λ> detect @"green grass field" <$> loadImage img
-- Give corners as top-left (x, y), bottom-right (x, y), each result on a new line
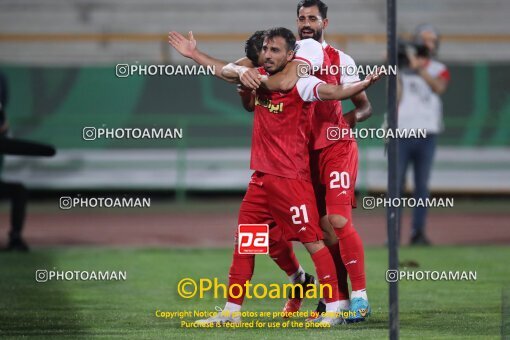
top-left (0, 246), bottom-right (508, 339)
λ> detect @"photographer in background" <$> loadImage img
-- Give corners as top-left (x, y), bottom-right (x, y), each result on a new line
top-left (397, 24), bottom-right (450, 245)
top-left (0, 70), bottom-right (29, 252)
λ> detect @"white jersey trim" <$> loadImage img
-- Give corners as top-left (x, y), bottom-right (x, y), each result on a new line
top-left (296, 76), bottom-right (325, 102)
top-left (295, 39), bottom-right (324, 69)
top-left (322, 40), bottom-right (360, 84)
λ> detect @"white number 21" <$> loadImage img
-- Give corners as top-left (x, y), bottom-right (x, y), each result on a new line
top-left (290, 204), bottom-right (309, 225)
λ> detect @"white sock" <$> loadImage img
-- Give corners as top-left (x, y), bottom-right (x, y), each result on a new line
top-left (325, 300), bottom-right (340, 313)
top-left (224, 302), bottom-right (242, 313)
top-left (338, 299), bottom-right (350, 310)
top-left (289, 266), bottom-right (305, 284)
top-left (351, 289), bottom-right (368, 300)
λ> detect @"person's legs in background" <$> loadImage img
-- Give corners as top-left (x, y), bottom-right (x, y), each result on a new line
top-left (0, 181), bottom-right (29, 251)
top-left (410, 134), bottom-right (437, 245)
top-left (396, 138), bottom-right (413, 245)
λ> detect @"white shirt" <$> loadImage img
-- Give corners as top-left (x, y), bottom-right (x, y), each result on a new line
top-left (398, 59), bottom-right (450, 134)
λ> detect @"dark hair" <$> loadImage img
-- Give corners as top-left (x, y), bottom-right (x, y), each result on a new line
top-left (264, 27), bottom-right (296, 52)
top-left (244, 30), bottom-right (266, 66)
top-left (297, 0), bottom-right (328, 19)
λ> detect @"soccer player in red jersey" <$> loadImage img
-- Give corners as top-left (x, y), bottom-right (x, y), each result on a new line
top-left (169, 27), bottom-right (381, 326)
top-left (169, 29), bottom-right (320, 314)
top-left (231, 0), bottom-right (374, 322)
top-left (295, 0), bottom-right (373, 322)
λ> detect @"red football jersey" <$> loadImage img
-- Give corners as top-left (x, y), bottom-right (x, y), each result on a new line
top-left (250, 67), bottom-right (323, 181)
top-left (295, 40), bottom-right (353, 150)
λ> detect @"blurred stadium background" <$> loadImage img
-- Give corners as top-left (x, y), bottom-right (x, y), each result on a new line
top-left (0, 0), bottom-right (509, 244)
top-left (1, 1), bottom-right (510, 338)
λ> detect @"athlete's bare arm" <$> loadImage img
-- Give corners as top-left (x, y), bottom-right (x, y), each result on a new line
top-left (343, 91), bottom-right (372, 128)
top-left (168, 31), bottom-right (231, 81)
top-left (169, 31), bottom-right (256, 84)
top-left (315, 71), bottom-right (383, 101)
top-left (221, 63), bottom-right (262, 90)
top-left (168, 31), bottom-right (259, 111)
top-left (260, 61), bottom-right (302, 92)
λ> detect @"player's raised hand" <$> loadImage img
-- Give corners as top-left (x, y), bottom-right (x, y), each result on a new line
top-left (365, 66), bottom-right (386, 85)
top-left (239, 67), bottom-right (262, 90)
top-left (168, 31), bottom-right (197, 59)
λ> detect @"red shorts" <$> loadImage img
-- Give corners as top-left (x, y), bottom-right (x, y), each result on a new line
top-left (310, 140), bottom-right (358, 217)
top-left (237, 172), bottom-right (322, 243)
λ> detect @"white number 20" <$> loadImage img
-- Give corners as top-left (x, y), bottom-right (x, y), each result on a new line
top-left (330, 171), bottom-right (350, 189)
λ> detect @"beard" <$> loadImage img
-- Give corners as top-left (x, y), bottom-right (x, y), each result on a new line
top-left (299, 27), bottom-right (322, 42)
top-left (264, 61), bottom-right (286, 75)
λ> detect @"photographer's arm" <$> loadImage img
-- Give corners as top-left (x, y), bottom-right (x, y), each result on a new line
top-left (417, 67), bottom-right (448, 95)
top-left (407, 52), bottom-right (449, 95)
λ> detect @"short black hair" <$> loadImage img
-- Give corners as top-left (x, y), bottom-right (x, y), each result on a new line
top-left (264, 27), bottom-right (296, 52)
top-left (244, 30), bottom-right (266, 66)
top-left (297, 0), bottom-right (328, 19)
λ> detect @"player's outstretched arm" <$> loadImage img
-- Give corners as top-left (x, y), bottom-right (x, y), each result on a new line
top-left (168, 31), bottom-right (237, 82)
top-left (221, 63), bottom-right (262, 90)
top-left (318, 69), bottom-right (384, 101)
top-left (260, 61), bottom-right (302, 92)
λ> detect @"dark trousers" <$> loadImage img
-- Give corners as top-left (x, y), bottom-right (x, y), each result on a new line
top-left (0, 181), bottom-right (27, 240)
top-left (397, 135), bottom-right (437, 238)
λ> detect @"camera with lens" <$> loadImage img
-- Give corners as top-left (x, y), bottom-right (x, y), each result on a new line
top-left (398, 40), bottom-right (430, 68)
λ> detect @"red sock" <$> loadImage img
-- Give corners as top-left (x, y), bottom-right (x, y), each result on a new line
top-left (227, 250), bottom-right (255, 305)
top-left (336, 221), bottom-right (366, 291)
top-left (327, 242), bottom-right (350, 300)
top-left (269, 236), bottom-right (300, 277)
top-left (310, 247), bottom-right (339, 303)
